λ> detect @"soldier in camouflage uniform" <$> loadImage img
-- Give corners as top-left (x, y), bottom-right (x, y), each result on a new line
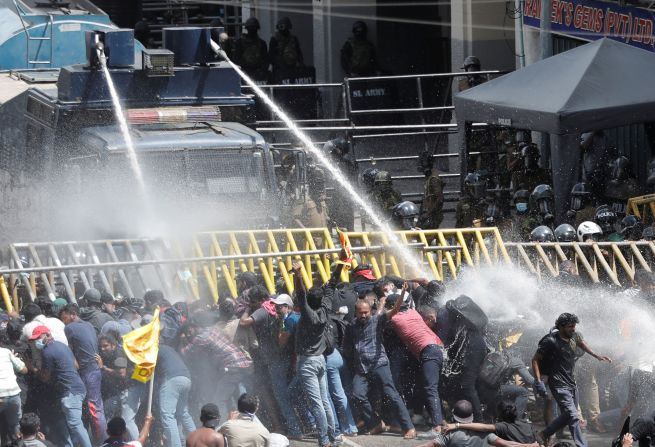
top-left (269, 17), bottom-right (304, 77)
top-left (604, 156), bottom-right (640, 217)
top-left (520, 184), bottom-right (555, 240)
top-left (372, 171), bottom-right (402, 219)
top-left (234, 17), bottom-right (269, 82)
top-left (340, 21), bottom-right (378, 77)
top-left (455, 173), bottom-right (487, 228)
top-left (505, 189), bottom-right (530, 240)
top-left (511, 143), bottom-right (551, 193)
top-left (417, 150), bottom-right (445, 229)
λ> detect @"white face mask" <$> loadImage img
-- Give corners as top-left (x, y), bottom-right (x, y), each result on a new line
top-left (384, 287), bottom-right (397, 298)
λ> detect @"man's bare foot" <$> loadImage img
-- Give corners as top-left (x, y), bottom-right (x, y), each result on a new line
top-left (404, 428), bottom-right (417, 440)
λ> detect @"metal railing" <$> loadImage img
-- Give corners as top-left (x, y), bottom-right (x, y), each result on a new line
top-left (627, 193), bottom-right (655, 224)
top-left (1, 227), bottom-right (510, 306)
top-left (505, 241), bottom-right (655, 287)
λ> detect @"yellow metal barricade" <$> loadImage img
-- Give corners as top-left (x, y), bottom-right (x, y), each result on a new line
top-left (505, 241), bottom-right (655, 287)
top-left (627, 193), bottom-right (655, 224)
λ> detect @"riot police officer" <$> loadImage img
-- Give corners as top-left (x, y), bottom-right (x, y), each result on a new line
top-left (455, 172), bottom-right (487, 228)
top-left (325, 138), bottom-right (358, 230)
top-left (554, 224), bottom-right (577, 243)
top-left (530, 225), bottom-right (555, 242)
top-left (510, 143), bottom-right (550, 193)
top-left (391, 201), bottom-right (420, 231)
top-left (417, 150), bottom-right (444, 229)
top-left (594, 205), bottom-right (620, 240)
top-left (360, 167), bottom-right (379, 197)
top-left (620, 215), bottom-right (644, 241)
top-left (234, 17), bottom-right (269, 82)
top-left (269, 17), bottom-right (304, 77)
top-left (604, 156), bottom-right (640, 217)
top-left (372, 171), bottom-right (402, 218)
top-left (340, 21), bottom-right (378, 77)
top-left (521, 184), bottom-right (555, 240)
top-left (568, 182), bottom-right (596, 228)
top-left (505, 189), bottom-right (530, 240)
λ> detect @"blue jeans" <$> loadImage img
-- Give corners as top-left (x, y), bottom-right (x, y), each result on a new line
top-left (325, 350), bottom-right (357, 435)
top-left (297, 355), bottom-right (336, 446)
top-left (213, 367), bottom-right (253, 424)
top-left (60, 392), bottom-right (92, 447)
top-left (544, 386), bottom-right (587, 447)
top-left (268, 359), bottom-right (303, 436)
top-left (159, 375), bottom-right (196, 447)
top-left (0, 394), bottom-right (22, 438)
top-left (352, 364), bottom-right (414, 432)
top-left (81, 368), bottom-right (107, 442)
top-left (122, 383), bottom-right (146, 440)
top-left (419, 344), bottom-right (444, 426)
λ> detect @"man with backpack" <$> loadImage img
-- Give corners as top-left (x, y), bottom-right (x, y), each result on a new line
top-left (531, 313), bottom-right (611, 447)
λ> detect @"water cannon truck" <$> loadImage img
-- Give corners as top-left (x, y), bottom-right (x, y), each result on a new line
top-left (0, 21), bottom-right (282, 243)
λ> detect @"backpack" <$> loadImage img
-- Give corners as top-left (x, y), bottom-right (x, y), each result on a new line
top-left (478, 350), bottom-right (511, 388)
top-left (323, 314), bottom-right (350, 356)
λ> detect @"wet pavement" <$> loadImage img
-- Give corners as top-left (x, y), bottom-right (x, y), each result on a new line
top-left (289, 427), bottom-right (615, 447)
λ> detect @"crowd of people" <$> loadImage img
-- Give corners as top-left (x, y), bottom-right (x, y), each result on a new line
top-left (0, 248), bottom-right (654, 447)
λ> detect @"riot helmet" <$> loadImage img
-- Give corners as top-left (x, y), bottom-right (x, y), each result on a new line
top-left (374, 170), bottom-right (392, 185)
top-left (324, 138), bottom-right (349, 157)
top-left (530, 184), bottom-right (554, 223)
top-left (577, 221), bottom-right (602, 242)
top-left (484, 202), bottom-right (501, 226)
top-left (610, 156), bottom-right (631, 181)
top-left (513, 189), bottom-right (530, 214)
top-left (554, 224), bottom-right (576, 243)
top-left (392, 201), bottom-right (420, 230)
top-left (461, 55), bottom-right (481, 71)
top-left (594, 205), bottom-right (617, 235)
top-left (352, 21), bottom-right (368, 38)
top-left (521, 144), bottom-right (540, 171)
top-left (642, 226), bottom-right (655, 241)
top-left (360, 168), bottom-right (379, 191)
top-left (244, 17), bottom-right (260, 34)
top-left (570, 182), bottom-right (592, 211)
top-left (464, 172), bottom-right (486, 200)
top-left (417, 149), bottom-right (434, 175)
top-left (620, 215), bottom-right (643, 241)
top-left (530, 225), bottom-right (555, 243)
top-left (276, 17), bottom-right (292, 34)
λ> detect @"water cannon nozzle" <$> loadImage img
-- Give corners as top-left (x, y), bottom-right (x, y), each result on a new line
top-left (210, 39), bottom-right (228, 60)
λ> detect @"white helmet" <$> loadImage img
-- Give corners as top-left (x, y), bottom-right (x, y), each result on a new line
top-left (577, 221), bottom-right (602, 242)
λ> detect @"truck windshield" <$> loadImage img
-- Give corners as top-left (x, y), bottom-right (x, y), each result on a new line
top-left (109, 147), bottom-right (268, 199)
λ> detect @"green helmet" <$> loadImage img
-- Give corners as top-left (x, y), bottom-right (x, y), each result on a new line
top-left (374, 171), bottom-right (392, 185)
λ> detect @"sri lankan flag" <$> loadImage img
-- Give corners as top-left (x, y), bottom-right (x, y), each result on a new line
top-left (122, 307), bottom-right (160, 383)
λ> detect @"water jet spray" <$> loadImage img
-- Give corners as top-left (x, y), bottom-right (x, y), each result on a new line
top-left (209, 39), bottom-right (429, 278)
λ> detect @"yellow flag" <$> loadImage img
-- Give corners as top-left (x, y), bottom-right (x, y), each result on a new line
top-left (122, 307), bottom-right (160, 383)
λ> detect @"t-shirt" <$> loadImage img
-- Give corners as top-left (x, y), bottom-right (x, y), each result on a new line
top-left (20, 439), bottom-right (57, 447)
top-left (0, 347), bottom-right (25, 397)
top-left (391, 309), bottom-right (443, 358)
top-left (64, 319), bottom-right (100, 375)
top-left (433, 430), bottom-right (490, 447)
top-left (156, 345), bottom-right (190, 381)
top-left (494, 421), bottom-right (537, 443)
top-left (22, 315), bottom-right (68, 345)
top-left (222, 415), bottom-right (270, 447)
top-left (41, 340), bottom-right (86, 398)
top-left (250, 307), bottom-right (277, 364)
top-left (537, 329), bottom-right (584, 389)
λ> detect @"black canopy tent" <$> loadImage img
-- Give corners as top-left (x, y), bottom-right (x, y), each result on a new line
top-left (454, 38), bottom-right (655, 221)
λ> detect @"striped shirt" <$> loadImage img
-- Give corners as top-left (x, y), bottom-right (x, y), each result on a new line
top-left (183, 327), bottom-right (253, 370)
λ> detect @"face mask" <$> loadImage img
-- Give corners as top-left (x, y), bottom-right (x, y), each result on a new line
top-left (516, 203), bottom-right (528, 214)
top-left (384, 288), bottom-right (396, 297)
top-left (35, 340), bottom-right (46, 350)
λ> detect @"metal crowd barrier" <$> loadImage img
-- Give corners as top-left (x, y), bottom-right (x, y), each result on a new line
top-left (505, 241), bottom-right (655, 287)
top-left (627, 193), bottom-right (655, 224)
top-left (1, 227), bottom-right (510, 307)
